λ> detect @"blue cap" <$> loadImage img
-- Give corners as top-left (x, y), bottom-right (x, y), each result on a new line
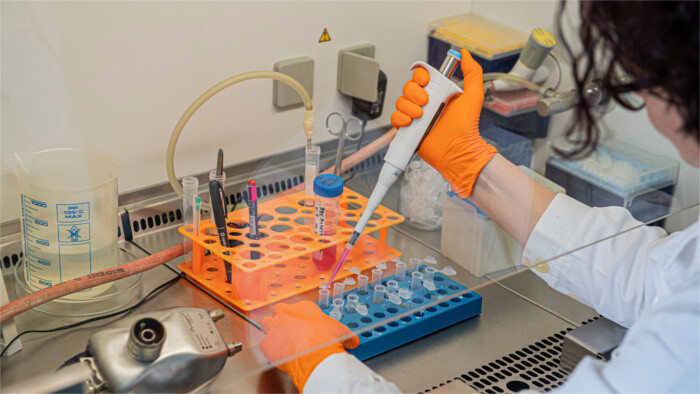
top-left (448, 49), bottom-right (462, 59)
top-left (313, 174), bottom-right (344, 198)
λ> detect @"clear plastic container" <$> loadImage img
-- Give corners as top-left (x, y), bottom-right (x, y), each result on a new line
top-left (182, 177), bottom-right (199, 269)
top-left (305, 145), bottom-right (321, 199)
top-left (312, 174), bottom-right (343, 270)
top-left (14, 147), bottom-right (121, 299)
top-left (483, 89), bottom-right (540, 117)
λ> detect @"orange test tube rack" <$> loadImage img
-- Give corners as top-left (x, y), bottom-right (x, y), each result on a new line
top-left (178, 188), bottom-right (404, 311)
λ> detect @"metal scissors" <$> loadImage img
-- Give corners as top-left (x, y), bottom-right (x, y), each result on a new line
top-left (326, 112), bottom-right (362, 176)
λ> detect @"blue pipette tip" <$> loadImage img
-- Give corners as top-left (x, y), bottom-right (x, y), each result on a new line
top-left (448, 49), bottom-right (462, 59)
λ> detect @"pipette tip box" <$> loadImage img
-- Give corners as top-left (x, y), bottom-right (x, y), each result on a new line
top-left (320, 269), bottom-right (482, 361)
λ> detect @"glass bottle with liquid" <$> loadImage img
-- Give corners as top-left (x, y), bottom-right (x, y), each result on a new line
top-left (312, 174), bottom-right (343, 270)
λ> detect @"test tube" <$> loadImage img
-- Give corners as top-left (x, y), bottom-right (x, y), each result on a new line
top-left (332, 298), bottom-right (345, 310)
top-left (345, 294), bottom-right (359, 314)
top-left (357, 274), bottom-right (369, 295)
top-left (305, 145), bottom-right (321, 199)
top-left (411, 272), bottom-right (424, 290)
top-left (182, 177), bottom-right (198, 268)
top-left (386, 280), bottom-right (399, 294)
top-left (371, 268), bottom-right (383, 289)
top-left (372, 284), bottom-right (386, 304)
top-left (424, 266), bottom-right (437, 281)
top-left (409, 258), bottom-right (421, 274)
top-left (395, 261), bottom-right (407, 282)
top-left (329, 310), bottom-right (343, 321)
top-left (332, 282), bottom-right (345, 300)
top-left (319, 288), bottom-right (331, 309)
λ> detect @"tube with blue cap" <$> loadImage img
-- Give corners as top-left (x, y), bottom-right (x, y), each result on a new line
top-left (326, 49), bottom-right (463, 286)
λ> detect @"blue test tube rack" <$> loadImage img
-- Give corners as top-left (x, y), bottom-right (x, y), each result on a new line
top-left (319, 269), bottom-right (482, 361)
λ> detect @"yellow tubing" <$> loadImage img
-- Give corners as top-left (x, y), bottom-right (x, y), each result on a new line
top-left (483, 72), bottom-right (544, 92)
top-left (166, 71), bottom-right (313, 201)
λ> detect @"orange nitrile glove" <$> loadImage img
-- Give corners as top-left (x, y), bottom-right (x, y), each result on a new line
top-left (390, 49), bottom-right (497, 198)
top-left (260, 301), bottom-right (360, 391)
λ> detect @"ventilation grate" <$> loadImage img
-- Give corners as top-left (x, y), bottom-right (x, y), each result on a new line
top-left (422, 317), bottom-right (603, 393)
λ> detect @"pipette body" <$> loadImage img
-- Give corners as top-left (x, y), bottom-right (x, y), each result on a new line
top-left (326, 50), bottom-right (463, 285)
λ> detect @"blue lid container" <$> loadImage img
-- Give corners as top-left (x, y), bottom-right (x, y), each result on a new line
top-left (313, 174), bottom-right (344, 198)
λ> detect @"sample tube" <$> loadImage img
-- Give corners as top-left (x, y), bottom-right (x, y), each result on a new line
top-left (319, 288), bottom-right (331, 309)
top-left (305, 145), bottom-right (321, 199)
top-left (313, 174), bottom-right (343, 271)
top-left (345, 294), bottom-right (359, 314)
top-left (411, 272), bottom-right (424, 290)
top-left (371, 268), bottom-right (383, 289)
top-left (424, 266), bottom-right (437, 281)
top-left (332, 298), bottom-right (345, 310)
top-left (373, 284), bottom-right (387, 304)
top-left (332, 282), bottom-right (345, 300)
top-left (357, 274), bottom-right (369, 295)
top-left (395, 261), bottom-right (407, 282)
top-left (386, 280), bottom-right (399, 294)
top-left (409, 258), bottom-right (421, 274)
top-left (182, 177), bottom-right (199, 268)
top-left (329, 310), bottom-right (343, 321)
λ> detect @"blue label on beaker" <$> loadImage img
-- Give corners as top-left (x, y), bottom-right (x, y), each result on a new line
top-left (58, 222), bottom-right (90, 243)
top-left (57, 202), bottom-right (90, 222)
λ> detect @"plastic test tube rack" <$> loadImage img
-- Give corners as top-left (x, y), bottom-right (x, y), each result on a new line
top-left (318, 268), bottom-right (482, 361)
top-left (178, 188), bottom-right (404, 311)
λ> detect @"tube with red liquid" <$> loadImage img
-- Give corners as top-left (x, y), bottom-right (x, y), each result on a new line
top-left (312, 174), bottom-right (343, 272)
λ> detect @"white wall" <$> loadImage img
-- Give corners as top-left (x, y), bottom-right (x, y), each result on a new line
top-left (0, 0), bottom-right (468, 222)
top-left (2, 0), bottom-right (697, 231)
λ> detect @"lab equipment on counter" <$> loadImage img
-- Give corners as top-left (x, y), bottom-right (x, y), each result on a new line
top-left (319, 287), bottom-right (331, 309)
top-left (482, 90), bottom-right (551, 139)
top-left (183, 176), bottom-right (199, 269)
top-left (441, 166), bottom-right (565, 277)
top-left (84, 307), bottom-right (242, 392)
top-left (326, 112), bottom-right (362, 176)
top-left (247, 180), bottom-right (259, 239)
top-left (330, 49), bottom-right (463, 285)
top-left (208, 179), bottom-right (232, 283)
top-left (357, 274), bottom-right (369, 295)
top-left (14, 147), bottom-right (121, 299)
top-left (318, 269), bottom-right (482, 361)
top-left (399, 158), bottom-right (450, 231)
top-left (428, 13), bottom-right (528, 76)
top-left (545, 139), bottom-right (678, 226)
top-left (313, 174), bottom-right (343, 271)
top-left (305, 145), bottom-right (321, 198)
top-left (177, 187), bottom-right (402, 311)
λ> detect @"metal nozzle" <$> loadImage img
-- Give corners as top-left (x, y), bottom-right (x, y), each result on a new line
top-left (439, 52), bottom-right (461, 78)
top-left (536, 81), bottom-right (610, 116)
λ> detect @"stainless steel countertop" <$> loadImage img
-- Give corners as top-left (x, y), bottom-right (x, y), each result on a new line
top-left (0, 147), bottom-right (598, 392)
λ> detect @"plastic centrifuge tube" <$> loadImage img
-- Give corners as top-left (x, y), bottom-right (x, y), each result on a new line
top-left (409, 258), bottom-right (421, 274)
top-left (373, 284), bottom-right (387, 304)
top-left (332, 282), bottom-right (345, 300)
top-left (319, 288), bottom-right (331, 309)
top-left (395, 261), bottom-right (407, 282)
top-left (329, 310), bottom-right (343, 320)
top-left (305, 145), bottom-right (321, 199)
top-left (357, 274), bottom-right (369, 295)
top-left (411, 272), bottom-right (424, 290)
top-left (345, 294), bottom-right (359, 314)
top-left (371, 268), bottom-right (383, 289)
top-left (423, 266), bottom-right (437, 281)
top-left (332, 298), bottom-right (345, 310)
top-left (386, 280), bottom-right (399, 294)
top-left (182, 177), bottom-right (198, 268)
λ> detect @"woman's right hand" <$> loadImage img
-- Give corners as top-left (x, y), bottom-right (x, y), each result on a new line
top-left (390, 49), bottom-right (497, 198)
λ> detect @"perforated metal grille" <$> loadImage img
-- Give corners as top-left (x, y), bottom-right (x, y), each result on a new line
top-left (423, 329), bottom-right (572, 393)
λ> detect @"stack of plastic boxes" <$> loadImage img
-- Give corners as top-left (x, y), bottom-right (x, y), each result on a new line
top-left (545, 139), bottom-right (679, 227)
top-left (441, 167), bottom-right (565, 277)
top-left (428, 13), bottom-right (550, 139)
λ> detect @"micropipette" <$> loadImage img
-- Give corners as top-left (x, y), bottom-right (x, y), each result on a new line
top-left (326, 49), bottom-right (463, 285)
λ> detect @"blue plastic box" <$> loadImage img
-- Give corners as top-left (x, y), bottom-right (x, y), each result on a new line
top-left (479, 122), bottom-right (533, 168)
top-left (428, 35), bottom-right (520, 78)
top-left (320, 270), bottom-right (482, 361)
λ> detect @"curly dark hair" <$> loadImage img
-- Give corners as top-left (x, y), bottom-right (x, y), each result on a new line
top-left (557, 0), bottom-right (699, 157)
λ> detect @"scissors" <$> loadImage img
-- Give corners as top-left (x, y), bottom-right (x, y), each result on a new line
top-left (326, 112), bottom-right (362, 176)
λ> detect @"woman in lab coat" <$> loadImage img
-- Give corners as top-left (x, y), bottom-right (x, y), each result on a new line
top-left (261, 2), bottom-right (699, 392)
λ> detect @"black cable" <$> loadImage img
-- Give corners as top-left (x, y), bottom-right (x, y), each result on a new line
top-left (56, 349), bottom-right (90, 372)
top-left (0, 272), bottom-right (183, 358)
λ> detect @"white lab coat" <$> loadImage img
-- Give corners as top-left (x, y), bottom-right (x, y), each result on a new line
top-left (305, 194), bottom-right (699, 393)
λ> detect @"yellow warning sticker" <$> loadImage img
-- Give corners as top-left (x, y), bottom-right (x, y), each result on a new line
top-left (319, 28), bottom-right (331, 43)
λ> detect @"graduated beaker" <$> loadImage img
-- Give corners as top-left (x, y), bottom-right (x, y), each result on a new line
top-left (14, 147), bottom-right (121, 299)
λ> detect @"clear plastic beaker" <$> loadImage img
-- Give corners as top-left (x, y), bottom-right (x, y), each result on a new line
top-left (14, 147), bottom-right (121, 299)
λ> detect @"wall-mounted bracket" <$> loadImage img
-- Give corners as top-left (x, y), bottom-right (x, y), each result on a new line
top-left (337, 44), bottom-right (379, 102)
